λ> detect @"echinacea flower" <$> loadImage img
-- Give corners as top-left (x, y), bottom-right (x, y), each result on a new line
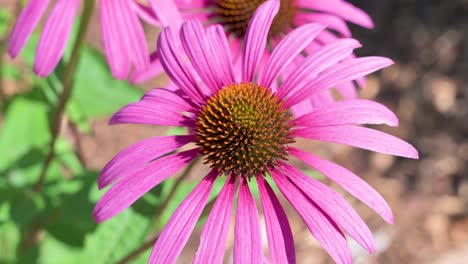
top-left (93, 1), bottom-right (418, 263)
top-left (136, 0), bottom-right (373, 105)
top-left (8, 0), bottom-right (180, 79)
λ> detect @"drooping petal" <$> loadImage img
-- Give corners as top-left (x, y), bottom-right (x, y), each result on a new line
top-left (279, 162), bottom-right (376, 253)
top-left (158, 27), bottom-right (205, 103)
top-left (242, 0), bottom-right (279, 82)
top-left (293, 125), bottom-right (419, 159)
top-left (258, 23), bottom-right (326, 88)
top-left (129, 53), bottom-right (165, 84)
top-left (148, 0), bottom-right (183, 29)
top-left (8, 0), bottom-right (50, 58)
top-left (98, 135), bottom-right (196, 189)
top-left (336, 81), bottom-right (359, 99)
top-left (296, 0), bottom-right (374, 29)
top-left (99, 0), bottom-right (149, 79)
top-left (278, 38), bottom-right (361, 99)
top-left (149, 170), bottom-right (218, 264)
top-left (194, 175), bottom-right (236, 264)
top-left (93, 149), bottom-right (199, 222)
top-left (295, 13), bottom-right (351, 37)
top-left (293, 99), bottom-right (398, 128)
top-left (284, 57), bottom-right (393, 108)
top-left (257, 177), bottom-right (296, 264)
top-left (270, 169), bottom-right (352, 264)
top-left (33, 0), bottom-right (79, 77)
top-left (234, 178), bottom-right (263, 264)
top-left (289, 147), bottom-right (393, 223)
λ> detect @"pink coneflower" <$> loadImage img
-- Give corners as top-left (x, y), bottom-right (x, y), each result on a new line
top-left (8, 0), bottom-right (180, 79)
top-left (136, 0), bottom-right (373, 103)
top-left (93, 1), bottom-right (418, 263)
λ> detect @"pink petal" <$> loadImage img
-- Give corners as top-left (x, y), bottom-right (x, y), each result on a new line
top-left (257, 177), bottom-right (296, 264)
top-left (206, 25), bottom-right (236, 85)
top-left (242, 0), bottom-right (279, 82)
top-left (8, 0), bottom-right (50, 58)
top-left (234, 178), bottom-right (263, 264)
top-left (293, 125), bottom-right (419, 159)
top-left (109, 101), bottom-right (192, 127)
top-left (194, 175), bottom-right (236, 264)
top-left (180, 20), bottom-right (224, 93)
top-left (278, 38), bottom-right (361, 99)
top-left (284, 57), bottom-right (393, 108)
top-left (129, 54), bottom-right (165, 84)
top-left (149, 170), bottom-right (218, 264)
top-left (289, 147), bottom-right (394, 223)
top-left (270, 168), bottom-right (352, 264)
top-left (148, 0), bottom-right (183, 29)
top-left (99, 0), bottom-right (149, 79)
top-left (293, 99), bottom-right (399, 128)
top-left (141, 88), bottom-right (194, 111)
top-left (336, 81), bottom-right (359, 99)
top-left (295, 13), bottom-right (351, 37)
top-left (158, 27), bottom-right (206, 103)
top-left (296, 0), bottom-right (374, 29)
top-left (33, 0), bottom-right (79, 77)
top-left (93, 148), bottom-right (200, 222)
top-left (131, 2), bottom-right (160, 26)
top-left (258, 23), bottom-right (326, 88)
top-left (98, 135), bottom-right (196, 189)
top-left (279, 162), bottom-right (376, 253)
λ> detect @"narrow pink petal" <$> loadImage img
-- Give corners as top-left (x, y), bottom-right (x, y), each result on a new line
top-left (257, 177), bottom-right (296, 264)
top-left (98, 135), bottom-right (196, 189)
top-left (99, 0), bottom-right (131, 79)
top-left (336, 81), bottom-right (359, 99)
top-left (293, 125), bottom-right (419, 159)
top-left (194, 175), bottom-right (236, 264)
top-left (270, 169), bottom-right (352, 264)
top-left (234, 178), bottom-right (263, 264)
top-left (148, 0), bottom-right (183, 29)
top-left (180, 20), bottom-right (224, 93)
top-left (293, 99), bottom-right (398, 128)
top-left (258, 23), bottom-right (326, 88)
top-left (149, 171), bottom-right (217, 264)
top-left (296, 0), bottom-right (374, 29)
top-left (278, 38), bottom-right (361, 99)
top-left (158, 27), bottom-right (205, 103)
top-left (206, 25), bottom-right (236, 85)
top-left (8, 0), bottom-right (50, 58)
top-left (242, 0), bottom-right (279, 81)
top-left (33, 0), bottom-right (79, 77)
top-left (289, 147), bottom-right (394, 223)
top-left (131, 2), bottom-right (160, 26)
top-left (93, 148), bottom-right (200, 222)
top-left (140, 88), bottom-right (194, 111)
top-left (284, 57), bottom-right (393, 108)
top-left (129, 56), bottom-right (165, 84)
top-left (308, 90), bottom-right (335, 109)
top-left (109, 100), bottom-right (192, 127)
top-left (279, 162), bottom-right (376, 253)
top-left (295, 13), bottom-right (351, 37)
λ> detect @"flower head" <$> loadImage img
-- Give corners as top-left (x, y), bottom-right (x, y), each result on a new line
top-left (137, 0), bottom-right (373, 106)
top-left (8, 0), bottom-right (180, 79)
top-left (93, 1), bottom-right (418, 263)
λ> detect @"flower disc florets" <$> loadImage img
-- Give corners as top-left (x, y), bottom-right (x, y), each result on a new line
top-left (195, 83), bottom-right (294, 177)
top-left (216, 0), bottom-right (296, 37)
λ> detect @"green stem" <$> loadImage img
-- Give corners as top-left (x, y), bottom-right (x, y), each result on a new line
top-left (34, 0), bottom-right (95, 192)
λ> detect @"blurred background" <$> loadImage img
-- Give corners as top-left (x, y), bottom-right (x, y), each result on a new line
top-left (0, 0), bottom-right (467, 263)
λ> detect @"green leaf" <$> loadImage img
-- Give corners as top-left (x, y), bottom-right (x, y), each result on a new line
top-left (0, 8), bottom-right (10, 36)
top-left (0, 222), bottom-right (20, 263)
top-left (69, 46), bottom-right (143, 120)
top-left (0, 97), bottom-right (50, 172)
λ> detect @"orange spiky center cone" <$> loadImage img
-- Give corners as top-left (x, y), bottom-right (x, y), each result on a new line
top-left (195, 82), bottom-right (294, 177)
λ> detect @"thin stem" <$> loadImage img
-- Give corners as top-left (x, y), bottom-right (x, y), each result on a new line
top-left (34, 0), bottom-right (95, 192)
top-left (116, 235), bottom-right (159, 264)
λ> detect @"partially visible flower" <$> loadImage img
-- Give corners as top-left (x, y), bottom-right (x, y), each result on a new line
top-left (136, 0), bottom-right (373, 107)
top-left (8, 0), bottom-right (180, 79)
top-left (93, 1), bottom-right (418, 263)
